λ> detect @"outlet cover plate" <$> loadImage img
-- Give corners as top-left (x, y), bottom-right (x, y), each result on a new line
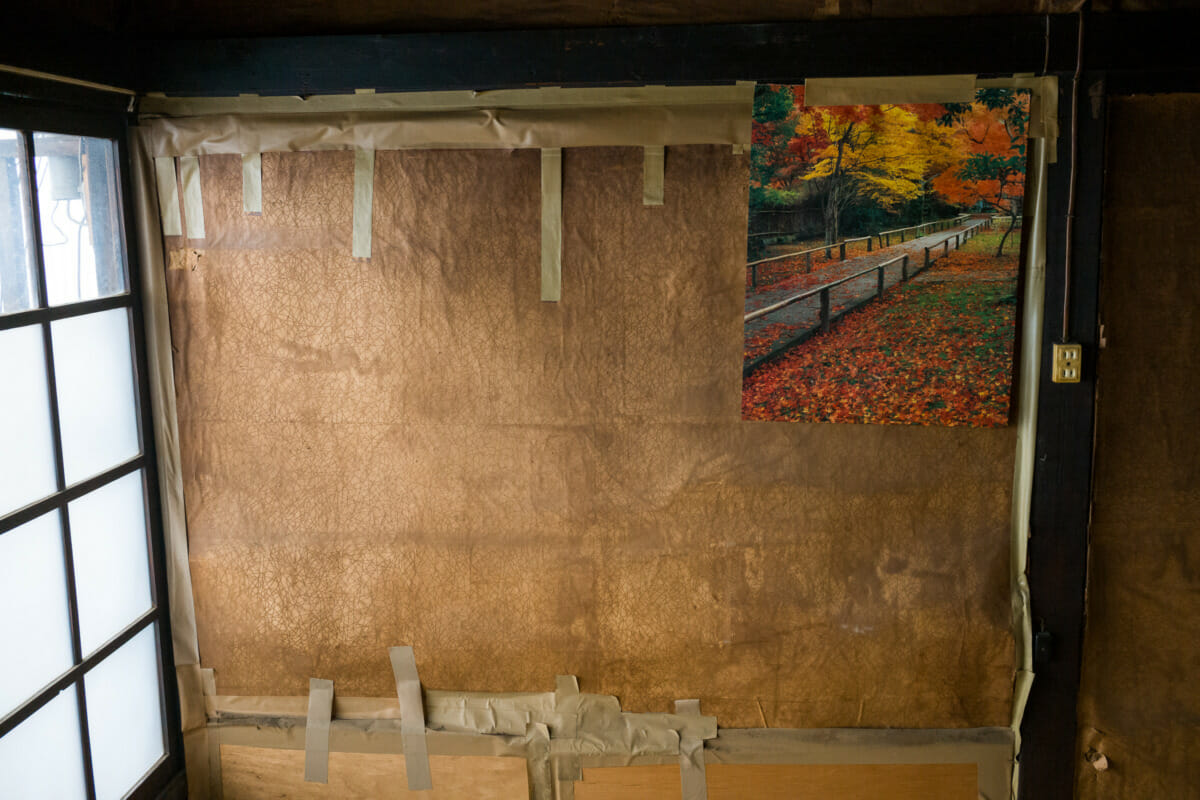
top-left (1052, 343), bottom-right (1082, 383)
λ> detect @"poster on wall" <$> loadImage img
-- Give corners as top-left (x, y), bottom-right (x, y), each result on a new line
top-left (741, 86), bottom-right (1029, 426)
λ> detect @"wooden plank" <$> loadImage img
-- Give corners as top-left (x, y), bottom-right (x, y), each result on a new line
top-left (1016, 69), bottom-right (1106, 800)
top-left (135, 16), bottom-right (1070, 96)
top-left (220, 745), bottom-right (527, 800)
top-left (575, 763), bottom-right (977, 800)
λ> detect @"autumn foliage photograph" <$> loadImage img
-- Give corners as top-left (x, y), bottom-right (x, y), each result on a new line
top-left (742, 85), bottom-right (1030, 426)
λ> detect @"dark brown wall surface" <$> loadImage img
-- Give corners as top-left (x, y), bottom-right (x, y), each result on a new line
top-left (167, 145), bottom-right (1015, 729)
top-left (1076, 94), bottom-right (1200, 797)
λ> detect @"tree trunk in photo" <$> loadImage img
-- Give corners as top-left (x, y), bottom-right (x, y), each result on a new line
top-left (823, 187), bottom-right (840, 245)
top-left (823, 131), bottom-right (850, 245)
top-left (994, 176), bottom-right (1013, 257)
top-left (997, 210), bottom-right (1018, 258)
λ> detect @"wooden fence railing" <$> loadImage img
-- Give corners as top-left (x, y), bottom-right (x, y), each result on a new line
top-left (744, 218), bottom-right (990, 360)
top-left (746, 214), bottom-right (973, 289)
top-left (876, 214), bottom-right (971, 248)
top-left (921, 217), bottom-right (991, 270)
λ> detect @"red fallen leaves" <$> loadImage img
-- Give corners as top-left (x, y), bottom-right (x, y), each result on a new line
top-left (744, 321), bottom-right (802, 360)
top-left (742, 237), bottom-right (1019, 426)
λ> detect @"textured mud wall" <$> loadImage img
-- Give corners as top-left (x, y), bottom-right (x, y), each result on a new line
top-left (1075, 94), bottom-right (1200, 797)
top-left (167, 145), bottom-right (1014, 728)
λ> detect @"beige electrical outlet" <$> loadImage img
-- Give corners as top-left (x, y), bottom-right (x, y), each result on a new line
top-left (1052, 343), bottom-right (1082, 383)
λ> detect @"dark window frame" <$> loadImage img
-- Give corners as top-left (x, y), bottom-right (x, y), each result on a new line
top-left (0, 95), bottom-right (183, 800)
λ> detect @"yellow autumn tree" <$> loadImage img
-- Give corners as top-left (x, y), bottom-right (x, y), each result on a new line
top-left (794, 103), bottom-right (958, 243)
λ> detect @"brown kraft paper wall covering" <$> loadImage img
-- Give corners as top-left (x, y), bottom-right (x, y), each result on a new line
top-left (166, 145), bottom-right (1015, 728)
top-left (1075, 94), bottom-right (1200, 797)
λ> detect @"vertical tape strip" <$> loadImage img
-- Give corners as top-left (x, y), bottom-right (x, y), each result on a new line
top-left (242, 153), bottom-right (262, 214)
top-left (675, 699), bottom-right (708, 800)
top-left (540, 147), bottom-right (562, 302)
top-left (304, 678), bottom-right (334, 783)
top-left (554, 675), bottom-right (582, 799)
top-left (352, 147), bottom-right (375, 259)
top-left (643, 145), bottom-right (665, 206)
top-left (153, 157), bottom-right (182, 237)
top-left (207, 725), bottom-right (224, 800)
top-left (389, 646), bottom-right (433, 791)
top-left (178, 155), bottom-right (205, 239)
top-left (524, 722), bottom-right (553, 800)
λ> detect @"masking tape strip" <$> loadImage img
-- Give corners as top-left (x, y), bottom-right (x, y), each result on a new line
top-left (554, 675), bottom-right (580, 739)
top-left (352, 147), bottom-right (374, 259)
top-left (1008, 135), bottom-right (1049, 800)
top-left (553, 677), bottom-right (582, 799)
top-left (132, 137), bottom-right (205, 782)
top-left (804, 74), bottom-right (977, 106)
top-left (208, 724), bottom-right (224, 800)
top-left (303, 679), bottom-right (334, 783)
top-left (541, 148), bottom-right (562, 302)
top-left (138, 85), bottom-right (754, 158)
top-left (178, 155), bottom-right (205, 239)
top-left (153, 157), bottom-right (182, 237)
top-left (242, 153), bottom-right (262, 214)
top-left (388, 646), bottom-right (433, 791)
top-left (675, 699), bottom-right (708, 800)
top-left (526, 722), bottom-right (554, 800)
top-left (140, 84), bottom-right (752, 117)
top-left (201, 668), bottom-right (216, 699)
top-left (978, 75), bottom-right (1059, 163)
top-left (643, 145), bottom-right (665, 206)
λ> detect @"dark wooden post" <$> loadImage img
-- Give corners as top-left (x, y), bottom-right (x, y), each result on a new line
top-left (867, 237), bottom-right (872, 252)
top-left (944, 240), bottom-right (950, 256)
top-left (820, 288), bottom-right (830, 333)
top-left (839, 242), bottom-right (846, 260)
top-left (751, 264), bottom-right (757, 288)
top-left (806, 251), bottom-right (812, 273)
top-left (825, 244), bottom-right (832, 259)
top-left (924, 247), bottom-right (930, 270)
top-left (877, 265), bottom-right (885, 297)
top-left (902, 254), bottom-right (909, 280)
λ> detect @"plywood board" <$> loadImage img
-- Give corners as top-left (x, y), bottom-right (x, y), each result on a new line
top-left (220, 745), bottom-right (527, 799)
top-left (1074, 94), bottom-right (1200, 799)
top-left (575, 763), bottom-right (977, 800)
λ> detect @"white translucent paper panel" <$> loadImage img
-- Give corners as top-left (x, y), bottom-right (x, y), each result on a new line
top-left (85, 625), bottom-right (164, 800)
top-left (0, 324), bottom-right (58, 516)
top-left (0, 513), bottom-right (74, 718)
top-left (0, 128), bottom-right (38, 315)
top-left (0, 689), bottom-right (87, 800)
top-left (69, 471), bottom-right (152, 655)
top-left (51, 308), bottom-right (140, 484)
top-left (33, 133), bottom-right (127, 306)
